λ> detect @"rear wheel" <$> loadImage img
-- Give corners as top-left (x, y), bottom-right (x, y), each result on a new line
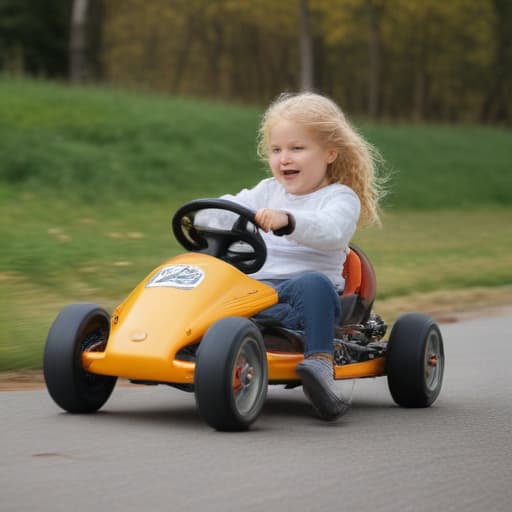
top-left (43, 304), bottom-right (117, 413)
top-left (195, 317), bottom-right (267, 431)
top-left (386, 313), bottom-right (444, 407)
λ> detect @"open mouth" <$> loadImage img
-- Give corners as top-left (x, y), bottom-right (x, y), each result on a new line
top-left (282, 170), bottom-right (299, 176)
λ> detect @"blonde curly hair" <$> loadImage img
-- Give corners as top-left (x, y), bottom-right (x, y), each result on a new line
top-left (257, 92), bottom-right (386, 226)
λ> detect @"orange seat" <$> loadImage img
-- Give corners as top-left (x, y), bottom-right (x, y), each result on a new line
top-left (341, 245), bottom-right (376, 303)
top-left (342, 248), bottom-right (362, 295)
top-left (339, 245), bottom-right (377, 324)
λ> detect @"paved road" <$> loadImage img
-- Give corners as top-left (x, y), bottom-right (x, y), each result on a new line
top-left (2, 313), bottom-right (511, 512)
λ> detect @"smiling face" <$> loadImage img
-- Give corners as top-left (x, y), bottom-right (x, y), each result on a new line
top-left (268, 120), bottom-right (337, 195)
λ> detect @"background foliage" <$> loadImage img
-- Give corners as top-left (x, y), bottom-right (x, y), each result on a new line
top-left (1, 0), bottom-right (511, 123)
top-left (0, 0), bottom-right (72, 76)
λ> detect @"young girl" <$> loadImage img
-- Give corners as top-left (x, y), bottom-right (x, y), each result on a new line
top-left (203, 92), bottom-right (384, 420)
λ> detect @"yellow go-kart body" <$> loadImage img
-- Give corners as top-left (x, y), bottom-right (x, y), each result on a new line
top-left (82, 251), bottom-right (385, 386)
top-left (82, 253), bottom-right (276, 383)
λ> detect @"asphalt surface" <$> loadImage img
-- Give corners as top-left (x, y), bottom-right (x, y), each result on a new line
top-left (2, 312), bottom-right (511, 512)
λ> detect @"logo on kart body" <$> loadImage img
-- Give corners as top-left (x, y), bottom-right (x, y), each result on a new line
top-left (146, 264), bottom-right (205, 290)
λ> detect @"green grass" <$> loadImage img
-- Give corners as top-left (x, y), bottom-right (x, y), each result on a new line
top-left (1, 77), bottom-right (511, 370)
top-left (0, 77), bottom-right (264, 202)
top-left (361, 123), bottom-right (512, 209)
top-left (355, 208), bottom-right (512, 297)
top-left (1, 198), bottom-right (511, 371)
top-left (1, 77), bottom-right (511, 207)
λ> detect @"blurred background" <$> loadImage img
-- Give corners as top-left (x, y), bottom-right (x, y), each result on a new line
top-left (1, 0), bottom-right (511, 371)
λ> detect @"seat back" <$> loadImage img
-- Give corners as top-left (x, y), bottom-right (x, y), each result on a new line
top-left (342, 248), bottom-right (363, 295)
top-left (340, 245), bottom-right (377, 325)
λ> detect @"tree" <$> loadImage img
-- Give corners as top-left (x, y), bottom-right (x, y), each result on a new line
top-left (366, 0), bottom-right (383, 118)
top-left (480, 0), bottom-right (512, 123)
top-left (70, 0), bottom-right (89, 82)
top-left (95, 0), bottom-right (503, 122)
top-left (299, 0), bottom-right (314, 91)
top-left (0, 0), bottom-right (71, 76)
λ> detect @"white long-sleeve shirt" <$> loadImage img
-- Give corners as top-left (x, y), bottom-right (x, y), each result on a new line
top-left (197, 178), bottom-right (360, 289)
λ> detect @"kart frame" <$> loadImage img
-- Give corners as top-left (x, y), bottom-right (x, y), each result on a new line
top-left (44, 199), bottom-right (445, 430)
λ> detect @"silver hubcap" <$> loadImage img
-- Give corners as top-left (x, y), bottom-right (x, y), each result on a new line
top-left (232, 337), bottom-right (263, 415)
top-left (424, 329), bottom-right (443, 392)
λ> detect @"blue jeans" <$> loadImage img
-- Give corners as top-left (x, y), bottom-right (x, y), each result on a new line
top-left (254, 272), bottom-right (341, 356)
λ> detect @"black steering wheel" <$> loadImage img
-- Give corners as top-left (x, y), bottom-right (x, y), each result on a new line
top-left (172, 199), bottom-right (266, 274)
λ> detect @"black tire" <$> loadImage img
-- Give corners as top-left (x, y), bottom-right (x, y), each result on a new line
top-left (43, 303), bottom-right (117, 413)
top-left (386, 313), bottom-right (444, 407)
top-left (195, 317), bottom-right (268, 431)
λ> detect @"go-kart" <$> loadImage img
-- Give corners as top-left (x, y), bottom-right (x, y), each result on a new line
top-left (44, 199), bottom-right (445, 431)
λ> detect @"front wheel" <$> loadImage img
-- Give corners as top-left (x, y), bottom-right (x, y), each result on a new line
top-left (386, 313), bottom-right (444, 407)
top-left (43, 303), bottom-right (117, 413)
top-left (194, 317), bottom-right (268, 431)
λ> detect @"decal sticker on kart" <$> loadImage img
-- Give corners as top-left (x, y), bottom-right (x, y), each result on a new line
top-left (146, 264), bottom-right (205, 289)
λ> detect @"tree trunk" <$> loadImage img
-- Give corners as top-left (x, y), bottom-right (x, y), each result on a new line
top-left (70, 0), bottom-right (89, 83)
top-left (367, 0), bottom-right (382, 118)
top-left (171, 13), bottom-right (198, 93)
top-left (299, 0), bottom-right (314, 91)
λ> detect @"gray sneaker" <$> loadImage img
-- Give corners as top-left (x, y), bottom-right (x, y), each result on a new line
top-left (296, 358), bottom-right (350, 421)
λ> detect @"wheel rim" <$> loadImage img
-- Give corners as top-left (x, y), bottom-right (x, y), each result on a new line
top-left (424, 329), bottom-right (443, 392)
top-left (231, 336), bottom-right (264, 416)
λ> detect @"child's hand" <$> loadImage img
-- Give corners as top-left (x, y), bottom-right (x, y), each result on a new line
top-left (255, 208), bottom-right (290, 233)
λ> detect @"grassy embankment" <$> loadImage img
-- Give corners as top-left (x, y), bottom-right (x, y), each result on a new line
top-left (1, 78), bottom-right (511, 370)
